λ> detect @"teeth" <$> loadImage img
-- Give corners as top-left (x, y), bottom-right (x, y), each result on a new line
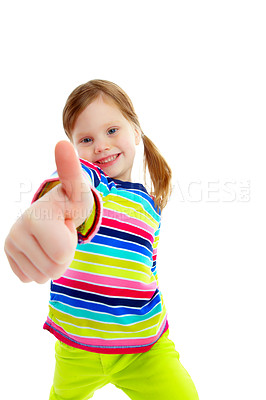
top-left (98, 154), bottom-right (119, 164)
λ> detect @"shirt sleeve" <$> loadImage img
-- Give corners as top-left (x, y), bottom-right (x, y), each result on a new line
top-left (31, 159), bottom-right (103, 244)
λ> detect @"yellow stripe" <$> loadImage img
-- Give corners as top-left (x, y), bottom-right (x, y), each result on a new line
top-left (77, 201), bottom-right (96, 235)
top-left (70, 259), bottom-right (155, 284)
top-left (38, 180), bottom-right (60, 199)
top-left (50, 306), bottom-right (166, 333)
top-left (48, 308), bottom-right (167, 339)
top-left (153, 235), bottom-right (160, 250)
top-left (74, 251), bottom-right (154, 275)
top-left (103, 197), bottom-right (158, 230)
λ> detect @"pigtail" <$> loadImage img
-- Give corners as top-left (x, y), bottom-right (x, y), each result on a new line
top-left (142, 133), bottom-right (172, 211)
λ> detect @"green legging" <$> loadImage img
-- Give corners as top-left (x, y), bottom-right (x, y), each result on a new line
top-left (49, 330), bottom-right (199, 400)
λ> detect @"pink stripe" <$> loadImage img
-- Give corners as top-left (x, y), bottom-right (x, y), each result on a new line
top-left (31, 177), bottom-right (59, 204)
top-left (103, 209), bottom-right (155, 234)
top-left (79, 159), bottom-right (102, 180)
top-left (63, 269), bottom-right (157, 291)
top-left (101, 216), bottom-right (153, 243)
top-left (54, 277), bottom-right (155, 299)
top-left (45, 316), bottom-right (167, 346)
top-left (77, 185), bottom-right (103, 244)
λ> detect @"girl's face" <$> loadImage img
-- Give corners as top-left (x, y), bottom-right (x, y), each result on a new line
top-left (72, 96), bottom-right (141, 182)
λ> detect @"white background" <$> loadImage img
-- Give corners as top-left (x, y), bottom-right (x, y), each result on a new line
top-left (1, 1), bottom-right (265, 399)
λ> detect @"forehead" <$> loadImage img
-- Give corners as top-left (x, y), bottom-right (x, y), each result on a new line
top-left (72, 96), bottom-right (126, 135)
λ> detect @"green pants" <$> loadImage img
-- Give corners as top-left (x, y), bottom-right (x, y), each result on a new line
top-left (49, 330), bottom-right (199, 400)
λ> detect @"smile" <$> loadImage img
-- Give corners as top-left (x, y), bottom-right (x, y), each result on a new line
top-left (96, 153), bottom-right (120, 165)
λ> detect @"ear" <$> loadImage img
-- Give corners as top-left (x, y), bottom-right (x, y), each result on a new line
top-left (134, 128), bottom-right (142, 145)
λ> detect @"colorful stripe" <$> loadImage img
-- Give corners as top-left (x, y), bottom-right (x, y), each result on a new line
top-left (32, 160), bottom-right (168, 354)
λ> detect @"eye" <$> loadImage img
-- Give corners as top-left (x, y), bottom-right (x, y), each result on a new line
top-left (107, 128), bottom-right (118, 135)
top-left (80, 137), bottom-right (92, 144)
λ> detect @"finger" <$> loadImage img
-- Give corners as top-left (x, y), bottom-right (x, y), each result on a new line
top-left (32, 215), bottom-right (77, 265)
top-left (5, 236), bottom-right (50, 283)
top-left (4, 247), bottom-right (48, 284)
top-left (9, 229), bottom-right (68, 280)
top-left (24, 200), bottom-right (77, 265)
top-left (54, 141), bottom-right (85, 202)
top-left (64, 218), bottom-right (77, 235)
top-left (5, 251), bottom-right (32, 283)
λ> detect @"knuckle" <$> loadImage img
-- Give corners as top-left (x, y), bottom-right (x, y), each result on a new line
top-left (4, 237), bottom-right (10, 254)
top-left (19, 275), bottom-right (32, 284)
top-left (49, 245), bottom-right (72, 265)
top-left (35, 275), bottom-right (49, 284)
top-left (45, 261), bottom-right (66, 280)
top-left (49, 249), bottom-right (65, 265)
top-left (23, 207), bottom-right (38, 230)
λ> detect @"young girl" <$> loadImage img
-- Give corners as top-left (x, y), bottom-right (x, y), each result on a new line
top-left (4, 79), bottom-right (199, 399)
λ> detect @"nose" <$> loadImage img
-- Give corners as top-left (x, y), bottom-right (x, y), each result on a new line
top-left (94, 138), bottom-right (111, 154)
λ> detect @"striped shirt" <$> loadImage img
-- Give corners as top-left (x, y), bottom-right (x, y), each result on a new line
top-left (31, 159), bottom-right (169, 354)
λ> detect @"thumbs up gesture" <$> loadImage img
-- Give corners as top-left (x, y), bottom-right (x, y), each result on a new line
top-left (4, 141), bottom-right (94, 283)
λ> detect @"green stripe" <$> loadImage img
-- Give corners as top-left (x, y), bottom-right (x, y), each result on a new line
top-left (50, 301), bottom-right (163, 325)
top-left (77, 242), bottom-right (151, 266)
top-left (109, 189), bottom-right (160, 223)
top-left (74, 250), bottom-right (150, 273)
top-left (102, 200), bottom-right (158, 230)
top-left (49, 304), bottom-right (165, 332)
top-left (48, 308), bottom-right (167, 339)
top-left (96, 181), bottom-right (110, 196)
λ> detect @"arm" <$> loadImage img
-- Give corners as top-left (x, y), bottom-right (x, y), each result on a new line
top-left (4, 141), bottom-right (94, 284)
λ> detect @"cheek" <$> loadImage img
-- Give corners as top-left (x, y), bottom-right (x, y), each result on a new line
top-left (119, 135), bottom-right (136, 153)
top-left (125, 144), bottom-right (136, 162)
top-left (77, 147), bottom-right (92, 161)
top-left (121, 142), bottom-right (135, 158)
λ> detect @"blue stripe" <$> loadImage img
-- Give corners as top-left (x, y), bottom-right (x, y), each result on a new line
top-left (50, 301), bottom-right (163, 324)
top-left (90, 235), bottom-right (152, 258)
top-left (108, 186), bottom-right (160, 220)
top-left (98, 227), bottom-right (153, 252)
top-left (50, 290), bottom-right (162, 316)
top-left (76, 242), bottom-right (152, 266)
top-left (51, 283), bottom-right (158, 307)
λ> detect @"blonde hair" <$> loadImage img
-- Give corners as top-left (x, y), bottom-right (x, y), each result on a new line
top-left (62, 79), bottom-right (172, 210)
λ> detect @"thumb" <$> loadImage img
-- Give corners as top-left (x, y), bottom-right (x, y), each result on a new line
top-left (54, 140), bottom-right (85, 203)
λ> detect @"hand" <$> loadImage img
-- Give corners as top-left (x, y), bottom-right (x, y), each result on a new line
top-left (4, 141), bottom-right (93, 284)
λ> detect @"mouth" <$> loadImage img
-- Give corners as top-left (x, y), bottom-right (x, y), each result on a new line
top-left (94, 153), bottom-right (121, 167)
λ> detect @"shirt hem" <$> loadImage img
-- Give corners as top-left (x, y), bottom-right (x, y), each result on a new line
top-left (43, 319), bottom-right (169, 354)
